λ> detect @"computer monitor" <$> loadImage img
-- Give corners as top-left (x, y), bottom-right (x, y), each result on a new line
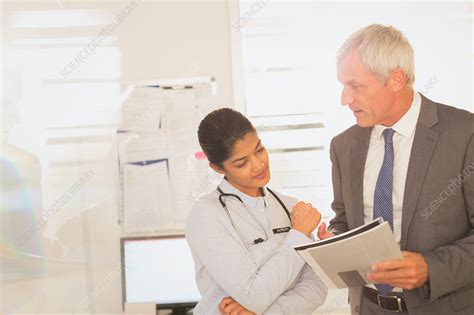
top-left (121, 235), bottom-right (201, 314)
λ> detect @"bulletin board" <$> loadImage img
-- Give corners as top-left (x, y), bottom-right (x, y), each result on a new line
top-left (116, 77), bottom-right (223, 234)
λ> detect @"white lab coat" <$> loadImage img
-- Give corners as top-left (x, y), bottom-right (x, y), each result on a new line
top-left (185, 179), bottom-right (328, 314)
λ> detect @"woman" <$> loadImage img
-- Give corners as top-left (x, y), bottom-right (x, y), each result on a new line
top-left (186, 108), bottom-right (328, 314)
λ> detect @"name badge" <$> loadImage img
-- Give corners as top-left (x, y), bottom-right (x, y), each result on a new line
top-left (272, 226), bottom-right (291, 234)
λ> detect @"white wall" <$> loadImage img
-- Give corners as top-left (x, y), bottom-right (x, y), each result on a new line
top-left (118, 0), bottom-right (234, 105)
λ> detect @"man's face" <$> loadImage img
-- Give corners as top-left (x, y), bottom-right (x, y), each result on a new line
top-left (337, 50), bottom-right (396, 127)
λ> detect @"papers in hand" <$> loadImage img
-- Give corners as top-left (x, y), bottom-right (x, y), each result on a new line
top-left (294, 218), bottom-right (402, 289)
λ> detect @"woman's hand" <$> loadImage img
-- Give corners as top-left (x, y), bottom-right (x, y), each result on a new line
top-left (219, 297), bottom-right (255, 315)
top-left (317, 221), bottom-right (335, 240)
top-left (290, 201), bottom-right (322, 236)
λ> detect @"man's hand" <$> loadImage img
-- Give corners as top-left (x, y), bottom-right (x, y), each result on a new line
top-left (317, 222), bottom-right (335, 240)
top-left (219, 297), bottom-right (255, 315)
top-left (368, 251), bottom-right (429, 290)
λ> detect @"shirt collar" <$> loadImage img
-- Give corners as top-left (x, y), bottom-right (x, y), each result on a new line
top-left (218, 178), bottom-right (268, 208)
top-left (373, 92), bottom-right (421, 139)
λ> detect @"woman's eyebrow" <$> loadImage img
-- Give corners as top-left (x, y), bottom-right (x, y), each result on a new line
top-left (231, 140), bottom-right (262, 164)
top-left (231, 155), bottom-right (247, 164)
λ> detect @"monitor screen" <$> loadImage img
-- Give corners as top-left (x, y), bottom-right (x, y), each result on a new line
top-left (121, 235), bottom-right (201, 306)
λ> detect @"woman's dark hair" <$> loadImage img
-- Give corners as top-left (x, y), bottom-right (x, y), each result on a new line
top-left (198, 108), bottom-right (256, 168)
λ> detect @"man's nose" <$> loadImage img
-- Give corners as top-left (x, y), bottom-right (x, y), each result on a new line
top-left (341, 86), bottom-right (354, 106)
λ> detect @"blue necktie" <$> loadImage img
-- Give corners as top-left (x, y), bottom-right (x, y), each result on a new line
top-left (373, 128), bottom-right (395, 295)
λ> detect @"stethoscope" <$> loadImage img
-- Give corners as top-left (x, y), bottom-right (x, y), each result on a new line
top-left (217, 186), bottom-right (292, 245)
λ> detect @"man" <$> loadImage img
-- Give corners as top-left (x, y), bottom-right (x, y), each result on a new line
top-left (317, 24), bottom-right (474, 314)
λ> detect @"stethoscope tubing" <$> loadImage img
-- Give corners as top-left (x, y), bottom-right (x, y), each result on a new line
top-left (217, 186), bottom-right (292, 229)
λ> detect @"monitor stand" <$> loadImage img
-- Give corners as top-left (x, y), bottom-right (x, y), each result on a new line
top-left (170, 307), bottom-right (192, 315)
top-left (156, 303), bottom-right (196, 315)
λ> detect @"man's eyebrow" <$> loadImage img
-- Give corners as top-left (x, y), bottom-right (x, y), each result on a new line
top-left (231, 140), bottom-right (262, 164)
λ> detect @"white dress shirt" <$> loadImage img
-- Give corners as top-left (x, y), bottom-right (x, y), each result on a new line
top-left (186, 178), bottom-right (327, 314)
top-left (363, 92), bottom-right (421, 291)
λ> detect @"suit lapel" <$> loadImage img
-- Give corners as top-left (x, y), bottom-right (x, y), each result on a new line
top-left (401, 95), bottom-right (439, 248)
top-left (350, 127), bottom-right (371, 228)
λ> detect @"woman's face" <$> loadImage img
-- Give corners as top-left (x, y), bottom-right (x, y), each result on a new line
top-left (215, 132), bottom-right (270, 197)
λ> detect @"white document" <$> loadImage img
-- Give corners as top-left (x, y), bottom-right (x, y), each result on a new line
top-left (121, 86), bottom-right (163, 132)
top-left (160, 87), bottom-right (219, 220)
top-left (123, 160), bottom-right (174, 233)
top-left (162, 88), bottom-right (201, 154)
top-left (294, 219), bottom-right (402, 289)
top-left (117, 131), bottom-right (168, 164)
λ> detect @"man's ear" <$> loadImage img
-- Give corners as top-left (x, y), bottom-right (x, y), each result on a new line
top-left (390, 68), bottom-right (407, 93)
top-left (210, 162), bottom-right (225, 175)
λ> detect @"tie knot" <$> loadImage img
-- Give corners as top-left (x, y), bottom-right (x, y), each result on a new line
top-left (383, 128), bottom-right (395, 144)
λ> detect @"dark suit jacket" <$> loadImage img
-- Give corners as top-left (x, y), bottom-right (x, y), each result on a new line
top-left (328, 94), bottom-right (474, 314)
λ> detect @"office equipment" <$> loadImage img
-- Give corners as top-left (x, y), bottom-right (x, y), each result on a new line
top-left (121, 235), bottom-right (201, 314)
top-left (294, 219), bottom-right (402, 289)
